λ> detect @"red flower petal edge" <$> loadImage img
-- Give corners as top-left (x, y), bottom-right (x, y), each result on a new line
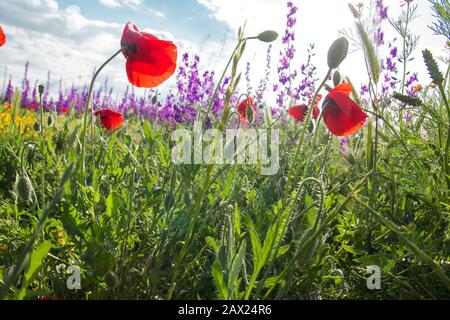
top-left (0, 25), bottom-right (5, 47)
top-left (94, 109), bottom-right (125, 131)
top-left (237, 98), bottom-right (256, 121)
top-left (121, 22), bottom-right (177, 88)
top-left (322, 83), bottom-right (368, 136)
top-left (288, 94), bottom-right (322, 122)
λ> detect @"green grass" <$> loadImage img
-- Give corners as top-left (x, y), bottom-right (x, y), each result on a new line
top-left (0, 78), bottom-right (449, 300)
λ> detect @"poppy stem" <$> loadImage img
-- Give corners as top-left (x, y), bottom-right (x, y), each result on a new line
top-left (204, 39), bottom-right (245, 120)
top-left (282, 68), bottom-right (332, 206)
top-left (80, 48), bottom-right (122, 175)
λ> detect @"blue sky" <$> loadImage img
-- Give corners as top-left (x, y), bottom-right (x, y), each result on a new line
top-left (0, 0), bottom-right (447, 104)
top-left (57, 0), bottom-right (230, 44)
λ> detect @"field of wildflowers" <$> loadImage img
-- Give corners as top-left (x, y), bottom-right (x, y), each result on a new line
top-left (0, 0), bottom-right (449, 300)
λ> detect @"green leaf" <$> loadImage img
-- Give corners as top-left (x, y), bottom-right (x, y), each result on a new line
top-left (17, 241), bottom-right (52, 299)
top-left (248, 223), bottom-right (262, 264)
top-left (212, 260), bottom-right (227, 299)
top-left (106, 191), bottom-right (120, 218)
top-left (228, 239), bottom-right (246, 296)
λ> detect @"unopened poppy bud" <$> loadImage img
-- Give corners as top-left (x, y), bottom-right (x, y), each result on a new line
top-left (257, 30), bottom-right (279, 43)
top-left (38, 85), bottom-right (45, 95)
top-left (104, 271), bottom-right (118, 289)
top-left (47, 115), bottom-right (54, 127)
top-left (246, 105), bottom-right (254, 124)
top-left (327, 37), bottom-right (349, 69)
top-left (4, 266), bottom-right (15, 283)
top-left (333, 71), bottom-right (342, 87)
top-left (17, 175), bottom-right (33, 202)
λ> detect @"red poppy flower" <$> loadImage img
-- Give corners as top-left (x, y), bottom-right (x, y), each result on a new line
top-left (94, 109), bottom-right (124, 131)
top-left (289, 94), bottom-right (322, 122)
top-left (61, 107), bottom-right (68, 114)
top-left (29, 103), bottom-right (37, 111)
top-left (121, 22), bottom-right (177, 88)
top-left (0, 25), bottom-right (5, 47)
top-left (237, 98), bottom-right (256, 121)
top-left (322, 83), bottom-right (367, 136)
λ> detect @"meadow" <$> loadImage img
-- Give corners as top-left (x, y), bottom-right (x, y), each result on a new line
top-left (0, 0), bottom-right (449, 300)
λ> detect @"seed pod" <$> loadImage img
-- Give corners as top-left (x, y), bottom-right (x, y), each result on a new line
top-left (104, 270), bottom-right (118, 289)
top-left (17, 175), bottom-right (33, 202)
top-left (38, 85), bottom-right (45, 95)
top-left (333, 71), bottom-right (342, 87)
top-left (47, 115), bottom-right (54, 127)
top-left (257, 30), bottom-right (278, 43)
top-left (327, 37), bottom-right (349, 69)
top-left (246, 105), bottom-right (254, 124)
top-left (3, 266), bottom-right (15, 283)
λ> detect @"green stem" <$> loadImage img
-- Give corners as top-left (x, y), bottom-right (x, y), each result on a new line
top-left (438, 83), bottom-right (450, 189)
top-left (282, 68), bottom-right (332, 206)
top-left (204, 39), bottom-right (245, 119)
top-left (39, 90), bottom-right (45, 209)
top-left (401, 3), bottom-right (410, 95)
top-left (80, 49), bottom-right (122, 174)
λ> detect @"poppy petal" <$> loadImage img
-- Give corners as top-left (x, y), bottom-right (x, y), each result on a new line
top-left (326, 92), bottom-right (353, 117)
top-left (121, 22), bottom-right (177, 88)
top-left (237, 98), bottom-right (255, 121)
top-left (0, 25), bottom-right (5, 47)
top-left (95, 109), bottom-right (124, 131)
top-left (322, 97), bottom-right (367, 136)
top-left (330, 82), bottom-right (352, 96)
top-left (289, 105), bottom-right (307, 122)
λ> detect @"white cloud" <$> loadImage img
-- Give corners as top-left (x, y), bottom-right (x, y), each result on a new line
top-left (198, 0), bottom-right (447, 98)
top-left (99, 0), bottom-right (122, 8)
top-left (0, 0), bottom-right (194, 96)
top-left (98, 0), bottom-right (166, 18)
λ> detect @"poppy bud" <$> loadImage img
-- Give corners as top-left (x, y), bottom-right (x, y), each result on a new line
top-left (33, 122), bottom-right (41, 132)
top-left (38, 85), bottom-right (45, 95)
top-left (246, 105), bottom-right (254, 124)
top-left (3, 266), bottom-right (15, 283)
top-left (104, 270), bottom-right (118, 289)
top-left (333, 71), bottom-right (342, 87)
top-left (17, 175), bottom-right (33, 202)
top-left (257, 30), bottom-right (279, 43)
top-left (152, 95), bottom-right (158, 105)
top-left (47, 115), bottom-right (54, 127)
top-left (327, 37), bottom-right (349, 69)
